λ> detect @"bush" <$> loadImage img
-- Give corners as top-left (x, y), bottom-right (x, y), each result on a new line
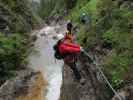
top-left (102, 50), bottom-right (133, 88)
top-left (0, 0), bottom-right (39, 33)
top-left (0, 33), bottom-right (28, 80)
top-left (97, 0), bottom-right (133, 88)
top-left (38, 0), bottom-right (66, 18)
top-left (77, 25), bottom-right (98, 48)
top-left (64, 0), bottom-right (77, 10)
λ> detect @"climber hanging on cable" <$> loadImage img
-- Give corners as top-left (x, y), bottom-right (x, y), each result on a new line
top-left (54, 22), bottom-right (83, 62)
top-left (53, 21), bottom-right (83, 80)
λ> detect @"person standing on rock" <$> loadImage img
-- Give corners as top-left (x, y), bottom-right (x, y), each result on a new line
top-left (54, 22), bottom-right (83, 80)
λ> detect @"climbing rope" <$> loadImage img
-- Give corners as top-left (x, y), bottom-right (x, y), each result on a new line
top-left (82, 49), bottom-right (123, 100)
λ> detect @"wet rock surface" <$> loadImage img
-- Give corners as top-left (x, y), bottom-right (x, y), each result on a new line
top-left (112, 83), bottom-right (133, 100)
top-left (60, 55), bottom-right (109, 100)
top-left (0, 69), bottom-right (46, 100)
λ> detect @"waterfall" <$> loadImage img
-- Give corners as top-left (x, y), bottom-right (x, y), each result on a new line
top-left (29, 23), bottom-right (66, 100)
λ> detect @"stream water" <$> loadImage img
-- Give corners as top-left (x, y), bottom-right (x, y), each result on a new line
top-left (29, 23), bottom-right (66, 100)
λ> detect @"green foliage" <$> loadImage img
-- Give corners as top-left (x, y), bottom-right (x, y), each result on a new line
top-left (102, 50), bottom-right (132, 88)
top-left (0, 33), bottom-right (28, 80)
top-left (39, 0), bottom-right (55, 18)
top-left (66, 0), bottom-right (99, 48)
top-left (77, 26), bottom-right (98, 48)
top-left (66, 0), bottom-right (97, 22)
top-left (0, 0), bottom-right (40, 33)
top-left (67, 0), bottom-right (133, 89)
top-left (0, 0), bottom-right (42, 83)
top-left (67, 0), bottom-right (99, 48)
top-left (64, 0), bottom-right (77, 10)
top-left (97, 0), bottom-right (133, 88)
top-left (98, 1), bottom-right (133, 89)
top-left (38, 0), bottom-right (66, 18)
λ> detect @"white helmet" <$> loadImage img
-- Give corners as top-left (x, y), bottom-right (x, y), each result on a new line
top-left (57, 34), bottom-right (64, 40)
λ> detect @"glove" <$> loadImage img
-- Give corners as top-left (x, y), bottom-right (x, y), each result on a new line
top-left (80, 46), bottom-right (84, 52)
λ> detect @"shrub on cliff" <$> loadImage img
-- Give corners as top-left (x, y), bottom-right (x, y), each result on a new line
top-left (0, 0), bottom-right (40, 33)
top-left (96, 0), bottom-right (133, 88)
top-left (38, 0), bottom-right (77, 19)
top-left (0, 33), bottom-right (29, 81)
top-left (0, 0), bottom-right (41, 84)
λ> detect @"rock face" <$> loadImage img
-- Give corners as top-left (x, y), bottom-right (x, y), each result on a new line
top-left (0, 0), bottom-right (39, 34)
top-left (112, 84), bottom-right (133, 100)
top-left (60, 55), bottom-right (109, 100)
top-left (0, 69), bottom-right (46, 100)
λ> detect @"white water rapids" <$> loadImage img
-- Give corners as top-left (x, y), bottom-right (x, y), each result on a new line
top-left (28, 23), bottom-right (66, 100)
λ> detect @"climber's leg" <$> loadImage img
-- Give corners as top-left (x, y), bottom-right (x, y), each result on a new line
top-left (69, 62), bottom-right (81, 80)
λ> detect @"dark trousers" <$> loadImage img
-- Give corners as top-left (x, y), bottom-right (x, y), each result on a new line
top-left (64, 54), bottom-right (81, 80)
top-left (67, 62), bottom-right (81, 80)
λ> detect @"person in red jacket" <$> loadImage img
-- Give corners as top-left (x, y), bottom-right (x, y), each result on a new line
top-left (57, 22), bottom-right (83, 80)
top-left (58, 22), bottom-right (81, 62)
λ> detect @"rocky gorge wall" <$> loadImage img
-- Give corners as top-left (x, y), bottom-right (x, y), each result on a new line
top-left (60, 54), bottom-right (109, 100)
top-left (0, 70), bottom-right (46, 100)
top-left (0, 1), bottom-right (46, 99)
top-left (0, 0), bottom-right (42, 34)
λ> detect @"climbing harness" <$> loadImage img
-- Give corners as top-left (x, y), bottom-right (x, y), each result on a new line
top-left (82, 49), bottom-right (123, 100)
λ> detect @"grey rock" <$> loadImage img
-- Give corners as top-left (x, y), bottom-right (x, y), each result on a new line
top-left (60, 55), bottom-right (109, 100)
top-left (0, 69), bottom-right (38, 100)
